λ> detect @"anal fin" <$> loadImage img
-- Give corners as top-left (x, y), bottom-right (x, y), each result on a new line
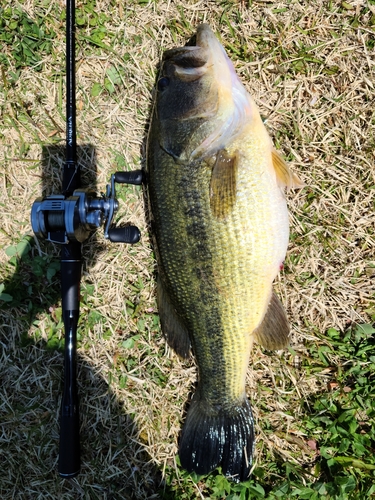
top-left (253, 291), bottom-right (290, 350)
top-left (157, 277), bottom-right (191, 358)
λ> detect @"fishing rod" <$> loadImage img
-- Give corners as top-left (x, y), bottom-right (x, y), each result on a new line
top-left (31, 0), bottom-right (143, 477)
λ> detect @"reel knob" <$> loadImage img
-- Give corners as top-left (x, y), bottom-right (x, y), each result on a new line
top-left (108, 226), bottom-right (141, 244)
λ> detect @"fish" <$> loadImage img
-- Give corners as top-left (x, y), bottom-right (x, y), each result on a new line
top-left (146, 24), bottom-right (302, 481)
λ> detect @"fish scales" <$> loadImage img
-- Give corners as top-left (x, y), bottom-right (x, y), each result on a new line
top-left (147, 24), bottom-right (300, 481)
top-left (151, 162), bottom-right (227, 399)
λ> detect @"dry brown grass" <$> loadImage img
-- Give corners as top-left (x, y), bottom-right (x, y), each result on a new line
top-left (0, 0), bottom-right (374, 498)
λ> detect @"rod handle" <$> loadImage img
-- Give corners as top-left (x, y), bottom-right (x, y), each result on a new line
top-left (58, 409), bottom-right (80, 477)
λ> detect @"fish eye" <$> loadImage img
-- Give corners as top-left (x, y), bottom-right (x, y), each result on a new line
top-left (158, 77), bottom-right (170, 91)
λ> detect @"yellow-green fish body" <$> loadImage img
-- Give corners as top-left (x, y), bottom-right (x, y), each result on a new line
top-left (147, 24), bottom-right (300, 481)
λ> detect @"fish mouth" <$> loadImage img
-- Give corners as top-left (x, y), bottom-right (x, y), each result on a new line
top-left (185, 24), bottom-right (216, 48)
top-left (195, 24), bottom-right (218, 49)
top-left (161, 24), bottom-right (218, 78)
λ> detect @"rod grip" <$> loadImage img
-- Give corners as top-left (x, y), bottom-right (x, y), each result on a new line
top-left (58, 409), bottom-right (80, 477)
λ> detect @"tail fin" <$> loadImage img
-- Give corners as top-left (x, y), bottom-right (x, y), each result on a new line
top-left (179, 395), bottom-right (255, 482)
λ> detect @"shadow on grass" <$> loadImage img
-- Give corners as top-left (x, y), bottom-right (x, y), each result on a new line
top-left (0, 144), bottom-right (171, 499)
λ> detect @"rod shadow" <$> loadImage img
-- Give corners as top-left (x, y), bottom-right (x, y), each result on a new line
top-left (0, 144), bottom-right (168, 499)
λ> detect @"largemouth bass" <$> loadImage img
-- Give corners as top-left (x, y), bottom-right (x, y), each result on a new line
top-left (147, 24), bottom-right (301, 481)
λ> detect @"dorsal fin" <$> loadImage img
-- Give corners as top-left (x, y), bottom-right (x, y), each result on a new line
top-left (272, 150), bottom-right (304, 190)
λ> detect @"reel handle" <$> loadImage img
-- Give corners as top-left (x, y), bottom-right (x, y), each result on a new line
top-left (105, 170), bottom-right (143, 243)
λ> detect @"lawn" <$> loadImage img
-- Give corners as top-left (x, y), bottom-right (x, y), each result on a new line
top-left (0, 1), bottom-right (374, 498)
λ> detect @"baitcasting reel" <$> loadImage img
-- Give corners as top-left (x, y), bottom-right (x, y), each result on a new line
top-left (31, 170), bottom-right (143, 245)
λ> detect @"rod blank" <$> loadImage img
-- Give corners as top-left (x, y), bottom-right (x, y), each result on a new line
top-left (58, 0), bottom-right (81, 478)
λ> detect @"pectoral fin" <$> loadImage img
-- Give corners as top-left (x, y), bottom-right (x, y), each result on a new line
top-left (253, 292), bottom-right (290, 350)
top-left (272, 150), bottom-right (304, 190)
top-left (157, 277), bottom-right (191, 358)
top-left (210, 149), bottom-right (238, 220)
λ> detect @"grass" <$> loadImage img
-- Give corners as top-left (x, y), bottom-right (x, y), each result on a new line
top-left (0, 0), bottom-right (374, 498)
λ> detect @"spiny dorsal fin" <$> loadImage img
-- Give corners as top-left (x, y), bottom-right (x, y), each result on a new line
top-left (210, 149), bottom-right (238, 220)
top-left (253, 291), bottom-right (290, 350)
top-left (272, 150), bottom-right (304, 190)
top-left (157, 277), bottom-right (191, 358)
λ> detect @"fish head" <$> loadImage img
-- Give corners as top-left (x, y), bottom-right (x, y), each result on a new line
top-left (154, 24), bottom-right (252, 163)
